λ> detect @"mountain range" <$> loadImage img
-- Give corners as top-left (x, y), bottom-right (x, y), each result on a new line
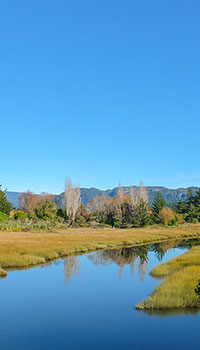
top-left (5, 186), bottom-right (199, 209)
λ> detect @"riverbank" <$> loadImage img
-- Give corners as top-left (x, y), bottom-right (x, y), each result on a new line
top-left (0, 224), bottom-right (200, 277)
top-left (136, 245), bottom-right (200, 310)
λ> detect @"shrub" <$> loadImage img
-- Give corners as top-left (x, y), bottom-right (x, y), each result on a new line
top-left (114, 221), bottom-right (121, 228)
top-left (75, 215), bottom-right (88, 227)
top-left (175, 213), bottom-right (185, 225)
top-left (35, 198), bottom-right (57, 220)
top-left (0, 218), bottom-right (67, 232)
top-left (192, 218), bottom-right (199, 224)
top-left (14, 211), bottom-right (28, 221)
top-left (0, 211), bottom-right (9, 222)
top-left (159, 207), bottom-right (176, 226)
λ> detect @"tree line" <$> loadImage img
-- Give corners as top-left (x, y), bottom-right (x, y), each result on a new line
top-left (0, 179), bottom-right (200, 229)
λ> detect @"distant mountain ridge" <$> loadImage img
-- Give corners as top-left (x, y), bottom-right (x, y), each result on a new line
top-left (5, 186), bottom-right (199, 209)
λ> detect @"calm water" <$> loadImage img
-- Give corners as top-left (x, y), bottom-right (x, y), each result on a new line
top-left (0, 239), bottom-right (200, 349)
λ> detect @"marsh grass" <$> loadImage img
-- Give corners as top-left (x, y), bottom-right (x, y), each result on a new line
top-left (0, 225), bottom-right (199, 277)
top-left (150, 246), bottom-right (200, 277)
top-left (137, 245), bottom-right (200, 310)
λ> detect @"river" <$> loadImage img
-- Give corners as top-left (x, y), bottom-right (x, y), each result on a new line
top-left (0, 239), bottom-right (199, 349)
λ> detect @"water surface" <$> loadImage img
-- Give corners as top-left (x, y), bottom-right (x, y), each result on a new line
top-left (0, 239), bottom-right (200, 349)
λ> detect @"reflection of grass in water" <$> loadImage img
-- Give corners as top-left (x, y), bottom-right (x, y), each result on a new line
top-left (0, 225), bottom-right (199, 277)
top-left (141, 307), bottom-right (200, 317)
top-left (137, 246), bottom-right (200, 310)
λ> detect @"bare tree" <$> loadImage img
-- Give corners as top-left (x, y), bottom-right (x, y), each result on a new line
top-left (19, 191), bottom-right (39, 213)
top-left (129, 185), bottom-right (136, 207)
top-left (115, 181), bottom-right (125, 224)
top-left (64, 177), bottom-right (81, 221)
top-left (117, 181), bottom-right (124, 200)
top-left (64, 256), bottom-right (80, 284)
top-left (136, 180), bottom-right (148, 203)
top-left (88, 195), bottom-right (110, 216)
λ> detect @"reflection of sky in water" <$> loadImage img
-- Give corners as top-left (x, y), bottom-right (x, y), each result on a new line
top-left (0, 240), bottom-right (199, 349)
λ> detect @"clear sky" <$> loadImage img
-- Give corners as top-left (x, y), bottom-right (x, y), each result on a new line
top-left (1, 0), bottom-right (200, 193)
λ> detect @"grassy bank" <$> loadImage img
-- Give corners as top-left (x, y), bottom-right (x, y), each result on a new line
top-left (0, 225), bottom-right (199, 277)
top-left (0, 268), bottom-right (7, 277)
top-left (136, 245), bottom-right (200, 310)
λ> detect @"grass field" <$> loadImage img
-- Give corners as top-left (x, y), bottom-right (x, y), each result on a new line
top-left (136, 245), bottom-right (200, 310)
top-left (0, 224), bottom-right (200, 278)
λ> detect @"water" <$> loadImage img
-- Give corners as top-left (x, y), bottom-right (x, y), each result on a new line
top-left (0, 239), bottom-right (200, 349)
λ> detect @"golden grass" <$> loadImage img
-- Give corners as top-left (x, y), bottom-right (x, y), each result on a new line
top-left (150, 246), bottom-right (200, 277)
top-left (0, 224), bottom-right (200, 276)
top-left (137, 245), bottom-right (200, 310)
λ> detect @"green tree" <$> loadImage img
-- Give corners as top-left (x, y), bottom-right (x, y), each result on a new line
top-left (186, 188), bottom-right (193, 203)
top-left (0, 184), bottom-right (12, 214)
top-left (152, 192), bottom-right (166, 217)
top-left (132, 200), bottom-right (150, 227)
top-left (35, 196), bottom-right (57, 220)
top-left (174, 189), bottom-right (200, 223)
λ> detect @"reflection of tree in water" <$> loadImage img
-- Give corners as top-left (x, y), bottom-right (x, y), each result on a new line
top-left (88, 245), bottom-right (149, 281)
top-left (151, 244), bottom-right (166, 262)
top-left (137, 259), bottom-right (148, 282)
top-left (63, 238), bottom-right (199, 284)
top-left (64, 256), bottom-right (80, 284)
top-left (151, 238), bottom-right (195, 262)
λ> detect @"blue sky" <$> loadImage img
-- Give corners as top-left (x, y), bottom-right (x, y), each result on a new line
top-left (1, 0), bottom-right (200, 193)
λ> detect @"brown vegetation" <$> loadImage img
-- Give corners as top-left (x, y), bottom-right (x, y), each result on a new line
top-left (0, 225), bottom-right (200, 277)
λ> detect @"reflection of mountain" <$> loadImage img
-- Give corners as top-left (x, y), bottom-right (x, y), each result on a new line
top-left (88, 246), bottom-right (149, 281)
top-left (64, 256), bottom-right (80, 284)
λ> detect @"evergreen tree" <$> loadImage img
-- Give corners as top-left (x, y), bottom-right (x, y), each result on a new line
top-left (151, 192), bottom-right (166, 223)
top-left (0, 184), bottom-right (13, 214)
top-left (152, 192), bottom-right (166, 215)
top-left (174, 188), bottom-right (200, 223)
top-left (186, 188), bottom-right (193, 203)
top-left (132, 200), bottom-right (150, 227)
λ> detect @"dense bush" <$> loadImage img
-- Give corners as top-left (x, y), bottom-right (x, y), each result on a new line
top-left (13, 211), bottom-right (28, 220)
top-left (35, 198), bottom-right (57, 220)
top-left (0, 211), bottom-right (9, 222)
top-left (0, 218), bottom-right (67, 232)
top-left (75, 215), bottom-right (88, 227)
top-left (159, 207), bottom-right (176, 225)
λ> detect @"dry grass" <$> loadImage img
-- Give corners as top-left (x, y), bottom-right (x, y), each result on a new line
top-left (150, 246), bottom-right (200, 277)
top-left (137, 245), bottom-right (200, 310)
top-left (0, 224), bottom-right (200, 275)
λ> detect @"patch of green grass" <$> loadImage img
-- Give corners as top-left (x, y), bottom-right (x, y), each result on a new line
top-left (137, 246), bottom-right (200, 309)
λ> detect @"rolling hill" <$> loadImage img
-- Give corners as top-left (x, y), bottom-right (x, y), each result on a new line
top-left (5, 186), bottom-right (199, 209)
